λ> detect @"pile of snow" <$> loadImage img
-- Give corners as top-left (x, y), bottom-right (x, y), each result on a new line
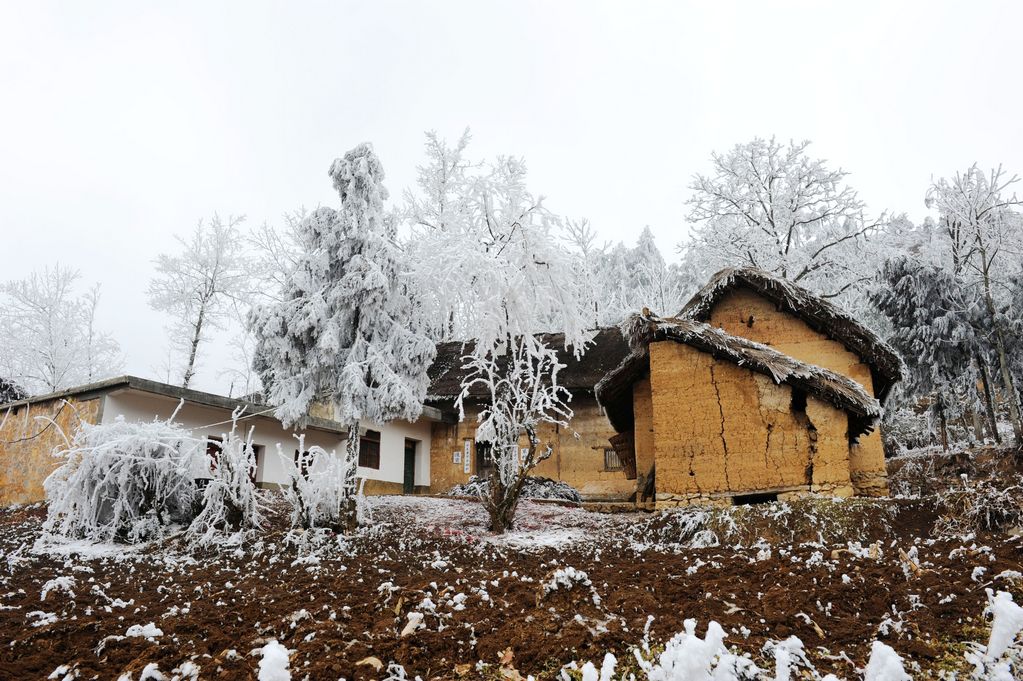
top-left (125, 622), bottom-right (163, 638)
top-left (257, 639), bottom-right (292, 681)
top-left (448, 475), bottom-right (582, 503)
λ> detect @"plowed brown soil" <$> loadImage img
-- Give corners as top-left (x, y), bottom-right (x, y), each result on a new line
top-left (0, 496), bottom-right (1020, 680)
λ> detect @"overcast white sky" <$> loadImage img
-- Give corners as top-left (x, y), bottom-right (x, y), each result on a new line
top-left (2, 1), bottom-right (1021, 395)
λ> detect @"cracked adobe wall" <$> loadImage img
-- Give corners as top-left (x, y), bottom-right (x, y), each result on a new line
top-left (647, 341), bottom-right (853, 507)
top-left (706, 288), bottom-right (888, 496)
top-left (428, 396), bottom-right (634, 500)
top-left (0, 396), bottom-right (102, 505)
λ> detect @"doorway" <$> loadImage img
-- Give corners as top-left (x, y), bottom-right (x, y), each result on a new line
top-left (403, 439), bottom-right (418, 494)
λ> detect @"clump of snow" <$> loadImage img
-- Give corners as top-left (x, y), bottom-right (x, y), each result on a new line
top-left (634, 618), bottom-right (760, 680)
top-left (985, 589), bottom-right (1023, 660)
top-left (542, 567), bottom-right (601, 606)
top-left (257, 640), bottom-right (292, 681)
top-left (863, 641), bottom-right (910, 681)
top-left (125, 622), bottom-right (163, 638)
top-left (138, 663), bottom-right (165, 681)
top-left (40, 576), bottom-right (76, 601)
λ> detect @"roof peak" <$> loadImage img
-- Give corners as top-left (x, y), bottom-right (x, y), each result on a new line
top-left (678, 266), bottom-right (903, 402)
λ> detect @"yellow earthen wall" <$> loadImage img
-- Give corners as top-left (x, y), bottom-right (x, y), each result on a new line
top-left (633, 377), bottom-right (655, 496)
top-left (0, 396), bottom-right (103, 505)
top-left (707, 288), bottom-right (888, 495)
top-left (428, 396), bottom-right (633, 500)
top-left (646, 341), bottom-right (853, 506)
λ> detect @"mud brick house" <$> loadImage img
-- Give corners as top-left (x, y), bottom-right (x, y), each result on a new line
top-left (594, 267), bottom-right (903, 507)
top-left (427, 268), bottom-right (900, 506)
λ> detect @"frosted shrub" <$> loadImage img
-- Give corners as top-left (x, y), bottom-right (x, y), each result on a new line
top-left (278, 435), bottom-right (361, 531)
top-left (935, 474), bottom-right (1023, 537)
top-left (43, 413), bottom-right (199, 543)
top-left (188, 413), bottom-right (265, 546)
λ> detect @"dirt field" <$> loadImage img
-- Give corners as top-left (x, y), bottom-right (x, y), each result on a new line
top-left (1, 493), bottom-right (1021, 680)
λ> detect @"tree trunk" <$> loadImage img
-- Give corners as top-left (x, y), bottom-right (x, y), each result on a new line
top-left (977, 354), bottom-right (1001, 444)
top-left (484, 443), bottom-right (533, 533)
top-left (937, 401), bottom-right (949, 452)
top-left (340, 424), bottom-right (361, 532)
top-left (182, 305), bottom-right (206, 389)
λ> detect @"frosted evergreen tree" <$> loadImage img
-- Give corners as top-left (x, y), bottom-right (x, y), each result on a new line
top-left (926, 165), bottom-right (1023, 444)
top-left (870, 257), bottom-right (988, 449)
top-left (251, 144), bottom-right (435, 529)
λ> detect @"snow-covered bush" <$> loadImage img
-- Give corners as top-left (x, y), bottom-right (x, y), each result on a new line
top-left (448, 475), bottom-right (582, 503)
top-left (188, 414), bottom-right (265, 546)
top-left (934, 474), bottom-right (1023, 537)
top-left (43, 413), bottom-right (199, 544)
top-left (278, 435), bottom-right (361, 531)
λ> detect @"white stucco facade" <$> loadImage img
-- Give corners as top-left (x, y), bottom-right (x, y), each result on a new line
top-left (100, 387), bottom-right (436, 491)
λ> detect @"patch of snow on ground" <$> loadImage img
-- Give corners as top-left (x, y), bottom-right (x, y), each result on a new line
top-left (257, 639), bottom-right (292, 681)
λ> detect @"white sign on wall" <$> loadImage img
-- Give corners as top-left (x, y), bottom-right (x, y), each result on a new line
top-left (463, 439), bottom-right (472, 474)
top-left (453, 450), bottom-right (461, 464)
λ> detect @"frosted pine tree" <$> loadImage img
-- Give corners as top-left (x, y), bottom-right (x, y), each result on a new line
top-left (870, 257), bottom-right (988, 449)
top-left (251, 144), bottom-right (435, 529)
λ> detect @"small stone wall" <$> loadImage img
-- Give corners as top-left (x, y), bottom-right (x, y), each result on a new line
top-left (0, 396), bottom-right (102, 505)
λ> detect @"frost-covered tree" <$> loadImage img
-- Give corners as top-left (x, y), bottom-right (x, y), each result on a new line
top-left (188, 415), bottom-right (264, 546)
top-left (251, 144), bottom-right (435, 530)
top-left (0, 264), bottom-right (122, 394)
top-left (43, 413), bottom-right (199, 544)
top-left (277, 435), bottom-right (361, 531)
top-left (147, 214), bottom-right (250, 389)
top-left (564, 223), bottom-right (695, 327)
top-left (926, 165), bottom-right (1023, 444)
top-left (409, 140), bottom-right (592, 532)
top-left (0, 377), bottom-right (27, 404)
top-left (682, 137), bottom-right (883, 299)
top-left (870, 257), bottom-right (990, 449)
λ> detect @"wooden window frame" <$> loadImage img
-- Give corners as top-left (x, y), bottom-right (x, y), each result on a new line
top-left (359, 429), bottom-right (381, 469)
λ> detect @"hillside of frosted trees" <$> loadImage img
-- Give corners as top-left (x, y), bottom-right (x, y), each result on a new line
top-left (3, 131), bottom-right (1023, 454)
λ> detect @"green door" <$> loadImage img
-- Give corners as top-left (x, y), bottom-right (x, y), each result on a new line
top-left (403, 439), bottom-right (417, 494)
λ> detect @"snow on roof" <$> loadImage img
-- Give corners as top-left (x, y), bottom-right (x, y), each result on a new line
top-left (679, 267), bottom-right (903, 402)
top-left (595, 312), bottom-right (882, 437)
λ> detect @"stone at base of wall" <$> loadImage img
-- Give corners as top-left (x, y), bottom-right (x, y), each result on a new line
top-left (652, 483), bottom-right (856, 509)
top-left (256, 480), bottom-right (430, 496)
top-left (850, 471), bottom-right (890, 497)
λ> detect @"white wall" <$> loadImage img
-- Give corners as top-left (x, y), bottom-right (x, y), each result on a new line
top-left (358, 417), bottom-right (432, 486)
top-left (100, 390), bottom-right (433, 489)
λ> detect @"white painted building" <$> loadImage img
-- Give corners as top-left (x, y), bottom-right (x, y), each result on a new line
top-left (19, 376), bottom-right (444, 495)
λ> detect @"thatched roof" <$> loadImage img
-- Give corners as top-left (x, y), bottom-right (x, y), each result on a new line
top-left (427, 327), bottom-right (631, 403)
top-left (679, 267), bottom-right (903, 402)
top-left (594, 312), bottom-right (882, 437)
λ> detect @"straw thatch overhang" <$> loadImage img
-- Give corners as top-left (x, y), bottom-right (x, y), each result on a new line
top-left (594, 313), bottom-right (882, 439)
top-left (679, 267), bottom-right (903, 402)
top-left (426, 327), bottom-right (631, 405)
